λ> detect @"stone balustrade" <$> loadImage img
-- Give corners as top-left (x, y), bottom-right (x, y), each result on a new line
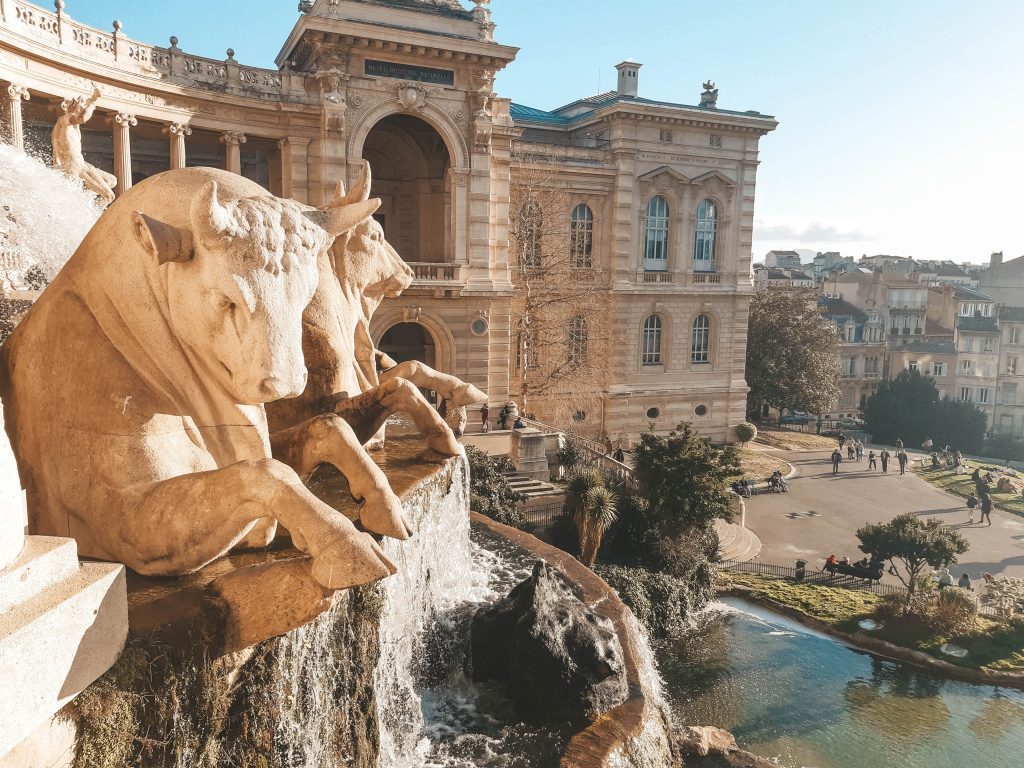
top-left (408, 262), bottom-right (463, 284)
top-left (2, 0), bottom-right (305, 102)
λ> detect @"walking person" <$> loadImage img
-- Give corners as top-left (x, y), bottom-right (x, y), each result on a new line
top-left (966, 491), bottom-right (978, 524)
top-left (981, 494), bottom-right (993, 526)
top-left (896, 437), bottom-right (904, 452)
top-left (480, 403), bottom-right (490, 433)
top-left (868, 450), bottom-right (877, 470)
top-left (831, 447), bottom-right (842, 475)
top-left (897, 450), bottom-right (908, 475)
top-left (856, 440), bottom-right (864, 462)
top-left (847, 442), bottom-right (855, 461)
top-left (880, 448), bottom-right (890, 474)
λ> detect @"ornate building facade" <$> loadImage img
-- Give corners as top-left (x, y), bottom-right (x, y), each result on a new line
top-left (0, 0), bottom-right (776, 442)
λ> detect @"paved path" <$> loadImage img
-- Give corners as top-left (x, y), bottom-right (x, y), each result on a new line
top-left (743, 448), bottom-right (1024, 585)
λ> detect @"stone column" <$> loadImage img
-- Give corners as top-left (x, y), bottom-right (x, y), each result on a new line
top-left (278, 136), bottom-right (310, 203)
top-left (221, 130), bottom-right (247, 175)
top-left (164, 122), bottom-right (191, 169)
top-left (5, 85), bottom-right (30, 150)
top-left (112, 112), bottom-right (137, 196)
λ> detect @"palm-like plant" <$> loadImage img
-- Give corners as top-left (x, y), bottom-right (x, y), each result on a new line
top-left (567, 469), bottom-right (618, 566)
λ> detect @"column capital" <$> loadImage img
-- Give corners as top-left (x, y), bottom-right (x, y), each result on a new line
top-left (164, 122), bottom-right (192, 137)
top-left (221, 130), bottom-right (247, 146)
top-left (113, 112), bottom-right (137, 127)
top-left (6, 84), bottom-right (30, 102)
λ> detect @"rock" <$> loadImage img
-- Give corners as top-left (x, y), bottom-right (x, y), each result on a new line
top-left (470, 560), bottom-right (628, 721)
top-left (677, 726), bottom-right (738, 757)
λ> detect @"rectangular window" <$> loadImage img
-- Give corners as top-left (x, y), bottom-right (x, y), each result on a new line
top-left (960, 360), bottom-right (974, 375)
top-left (984, 338), bottom-right (995, 353)
top-left (962, 338), bottom-right (975, 353)
top-left (1002, 383), bottom-right (1017, 405)
top-left (961, 387), bottom-right (973, 402)
top-left (931, 362), bottom-right (946, 377)
top-left (1010, 327), bottom-right (1022, 345)
top-left (907, 360), bottom-right (919, 373)
top-left (1008, 356), bottom-right (1019, 375)
top-left (979, 388), bottom-right (991, 404)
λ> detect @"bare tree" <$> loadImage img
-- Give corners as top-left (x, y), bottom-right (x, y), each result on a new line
top-left (508, 155), bottom-right (615, 436)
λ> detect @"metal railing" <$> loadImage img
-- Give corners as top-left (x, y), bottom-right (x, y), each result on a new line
top-left (718, 558), bottom-right (999, 616)
top-left (520, 500), bottom-right (565, 527)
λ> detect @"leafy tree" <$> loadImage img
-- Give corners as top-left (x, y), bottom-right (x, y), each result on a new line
top-left (465, 446), bottom-right (527, 529)
top-left (746, 289), bottom-right (840, 416)
top-left (863, 370), bottom-right (986, 451)
top-left (856, 513), bottom-right (969, 603)
top-left (631, 422), bottom-right (739, 533)
top-left (566, 469), bottom-right (618, 566)
top-left (734, 422), bottom-right (757, 444)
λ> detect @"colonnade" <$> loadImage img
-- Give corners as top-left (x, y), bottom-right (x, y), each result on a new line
top-left (1, 81), bottom-right (299, 198)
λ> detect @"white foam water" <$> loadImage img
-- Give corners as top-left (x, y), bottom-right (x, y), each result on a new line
top-left (0, 143), bottom-right (102, 281)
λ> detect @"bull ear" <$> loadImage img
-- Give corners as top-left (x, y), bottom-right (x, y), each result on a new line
top-left (131, 211), bottom-right (193, 265)
top-left (189, 180), bottom-right (233, 240)
top-left (304, 198), bottom-right (381, 237)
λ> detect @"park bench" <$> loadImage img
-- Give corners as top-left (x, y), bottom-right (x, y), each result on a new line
top-left (824, 562), bottom-right (884, 584)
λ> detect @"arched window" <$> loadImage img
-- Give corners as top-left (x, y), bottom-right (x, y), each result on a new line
top-left (518, 201), bottom-right (542, 267)
top-left (693, 198), bottom-right (717, 272)
top-left (643, 196), bottom-right (669, 272)
top-left (691, 314), bottom-right (711, 364)
top-left (642, 315), bottom-right (662, 365)
top-left (570, 203), bottom-right (594, 269)
top-left (568, 316), bottom-right (588, 365)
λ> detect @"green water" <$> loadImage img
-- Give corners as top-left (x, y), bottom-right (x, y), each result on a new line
top-left (659, 598), bottom-right (1024, 768)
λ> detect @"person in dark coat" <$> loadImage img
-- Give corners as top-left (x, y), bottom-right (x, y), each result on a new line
top-left (981, 494), bottom-right (993, 526)
top-left (831, 448), bottom-right (842, 475)
top-left (897, 450), bottom-right (908, 475)
top-left (880, 448), bottom-right (890, 474)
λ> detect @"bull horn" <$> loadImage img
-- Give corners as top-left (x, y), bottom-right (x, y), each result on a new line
top-left (304, 198), bottom-right (381, 237)
top-left (349, 161), bottom-right (371, 202)
top-left (132, 212), bottom-right (194, 265)
top-left (189, 180), bottom-right (233, 240)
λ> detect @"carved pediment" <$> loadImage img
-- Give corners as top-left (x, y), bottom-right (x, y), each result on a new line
top-left (637, 166), bottom-right (691, 187)
top-left (691, 170), bottom-right (736, 203)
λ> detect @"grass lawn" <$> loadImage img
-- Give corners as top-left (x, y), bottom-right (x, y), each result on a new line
top-left (915, 462), bottom-right (1024, 518)
top-left (719, 571), bottom-right (1024, 671)
top-left (735, 446), bottom-right (791, 482)
top-left (754, 427), bottom-right (838, 452)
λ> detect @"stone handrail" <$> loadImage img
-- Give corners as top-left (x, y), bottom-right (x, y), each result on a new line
top-left (2, 0), bottom-right (303, 101)
top-left (408, 262), bottom-right (463, 283)
top-left (518, 416), bottom-right (636, 486)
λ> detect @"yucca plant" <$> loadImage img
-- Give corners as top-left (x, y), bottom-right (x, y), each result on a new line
top-left (567, 469), bottom-right (618, 566)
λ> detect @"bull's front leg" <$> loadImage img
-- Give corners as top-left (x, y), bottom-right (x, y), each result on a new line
top-left (376, 357), bottom-right (487, 408)
top-left (271, 414), bottom-right (413, 541)
top-left (117, 458), bottom-right (396, 590)
top-left (333, 378), bottom-right (461, 458)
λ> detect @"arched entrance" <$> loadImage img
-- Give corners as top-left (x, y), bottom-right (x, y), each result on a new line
top-left (361, 114), bottom-right (451, 264)
top-left (379, 322), bottom-right (436, 368)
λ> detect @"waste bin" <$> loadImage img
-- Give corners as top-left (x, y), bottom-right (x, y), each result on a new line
top-left (795, 559), bottom-right (806, 581)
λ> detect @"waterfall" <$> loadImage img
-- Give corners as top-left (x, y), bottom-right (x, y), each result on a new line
top-left (0, 143), bottom-right (102, 282)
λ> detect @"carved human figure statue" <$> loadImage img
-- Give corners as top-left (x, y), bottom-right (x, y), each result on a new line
top-left (0, 167), bottom-right (405, 590)
top-left (51, 86), bottom-right (118, 205)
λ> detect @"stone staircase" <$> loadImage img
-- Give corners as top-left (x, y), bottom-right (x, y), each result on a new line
top-left (503, 471), bottom-right (561, 498)
top-left (714, 518), bottom-right (762, 564)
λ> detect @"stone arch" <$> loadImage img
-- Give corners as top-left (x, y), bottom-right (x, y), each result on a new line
top-left (349, 101), bottom-right (469, 171)
top-left (371, 307), bottom-right (457, 376)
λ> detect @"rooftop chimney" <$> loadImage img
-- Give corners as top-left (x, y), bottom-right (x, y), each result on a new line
top-left (615, 61), bottom-right (641, 97)
top-left (991, 251), bottom-right (1004, 270)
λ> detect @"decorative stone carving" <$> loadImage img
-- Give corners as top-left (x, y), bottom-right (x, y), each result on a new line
top-left (51, 86), bottom-right (118, 205)
top-left (472, 0), bottom-right (495, 41)
top-left (700, 80), bottom-right (719, 109)
top-left (0, 167), bottom-right (399, 591)
top-left (395, 82), bottom-right (427, 111)
top-left (266, 161), bottom-right (486, 488)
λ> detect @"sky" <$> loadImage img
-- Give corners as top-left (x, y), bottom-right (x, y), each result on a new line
top-left (64, 0), bottom-right (1024, 264)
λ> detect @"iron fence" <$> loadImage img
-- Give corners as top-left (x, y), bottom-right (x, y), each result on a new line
top-left (520, 500), bottom-right (565, 528)
top-left (717, 558), bottom-right (999, 616)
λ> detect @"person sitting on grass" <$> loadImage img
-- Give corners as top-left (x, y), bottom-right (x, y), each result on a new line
top-left (958, 573), bottom-right (973, 591)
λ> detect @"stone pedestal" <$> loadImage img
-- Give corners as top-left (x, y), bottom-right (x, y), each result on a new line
top-left (0, 401), bottom-right (129, 762)
top-left (509, 427), bottom-right (550, 481)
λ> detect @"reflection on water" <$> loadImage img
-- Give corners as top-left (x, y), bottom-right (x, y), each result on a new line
top-left (659, 598), bottom-right (1024, 768)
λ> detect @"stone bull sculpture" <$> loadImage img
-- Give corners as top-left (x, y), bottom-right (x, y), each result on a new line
top-left (0, 167), bottom-right (403, 590)
top-left (267, 163), bottom-right (487, 477)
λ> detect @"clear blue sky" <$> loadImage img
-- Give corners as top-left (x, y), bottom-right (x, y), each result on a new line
top-left (65, 0), bottom-right (1024, 263)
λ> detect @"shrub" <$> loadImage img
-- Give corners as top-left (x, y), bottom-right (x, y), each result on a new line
top-left (734, 422), bottom-right (757, 444)
top-left (556, 434), bottom-right (587, 472)
top-left (929, 586), bottom-right (979, 636)
top-left (982, 576), bottom-right (1024, 619)
top-left (465, 445), bottom-right (527, 529)
top-left (596, 564), bottom-right (705, 638)
top-left (984, 433), bottom-right (1024, 462)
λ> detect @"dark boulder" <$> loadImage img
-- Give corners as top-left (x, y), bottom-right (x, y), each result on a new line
top-left (470, 560), bottom-right (628, 721)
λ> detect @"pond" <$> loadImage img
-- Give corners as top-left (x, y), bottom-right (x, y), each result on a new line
top-left (659, 598), bottom-right (1024, 768)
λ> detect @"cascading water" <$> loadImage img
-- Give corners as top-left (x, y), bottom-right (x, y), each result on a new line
top-left (0, 143), bottom-right (102, 279)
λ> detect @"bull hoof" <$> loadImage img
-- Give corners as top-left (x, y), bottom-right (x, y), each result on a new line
top-left (360, 493), bottom-right (413, 541)
top-left (311, 532), bottom-right (397, 589)
top-left (452, 382), bottom-right (487, 407)
top-left (427, 427), bottom-right (462, 457)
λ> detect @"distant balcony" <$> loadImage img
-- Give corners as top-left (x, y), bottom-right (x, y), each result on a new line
top-left (640, 271), bottom-right (674, 284)
top-left (408, 262), bottom-right (464, 288)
